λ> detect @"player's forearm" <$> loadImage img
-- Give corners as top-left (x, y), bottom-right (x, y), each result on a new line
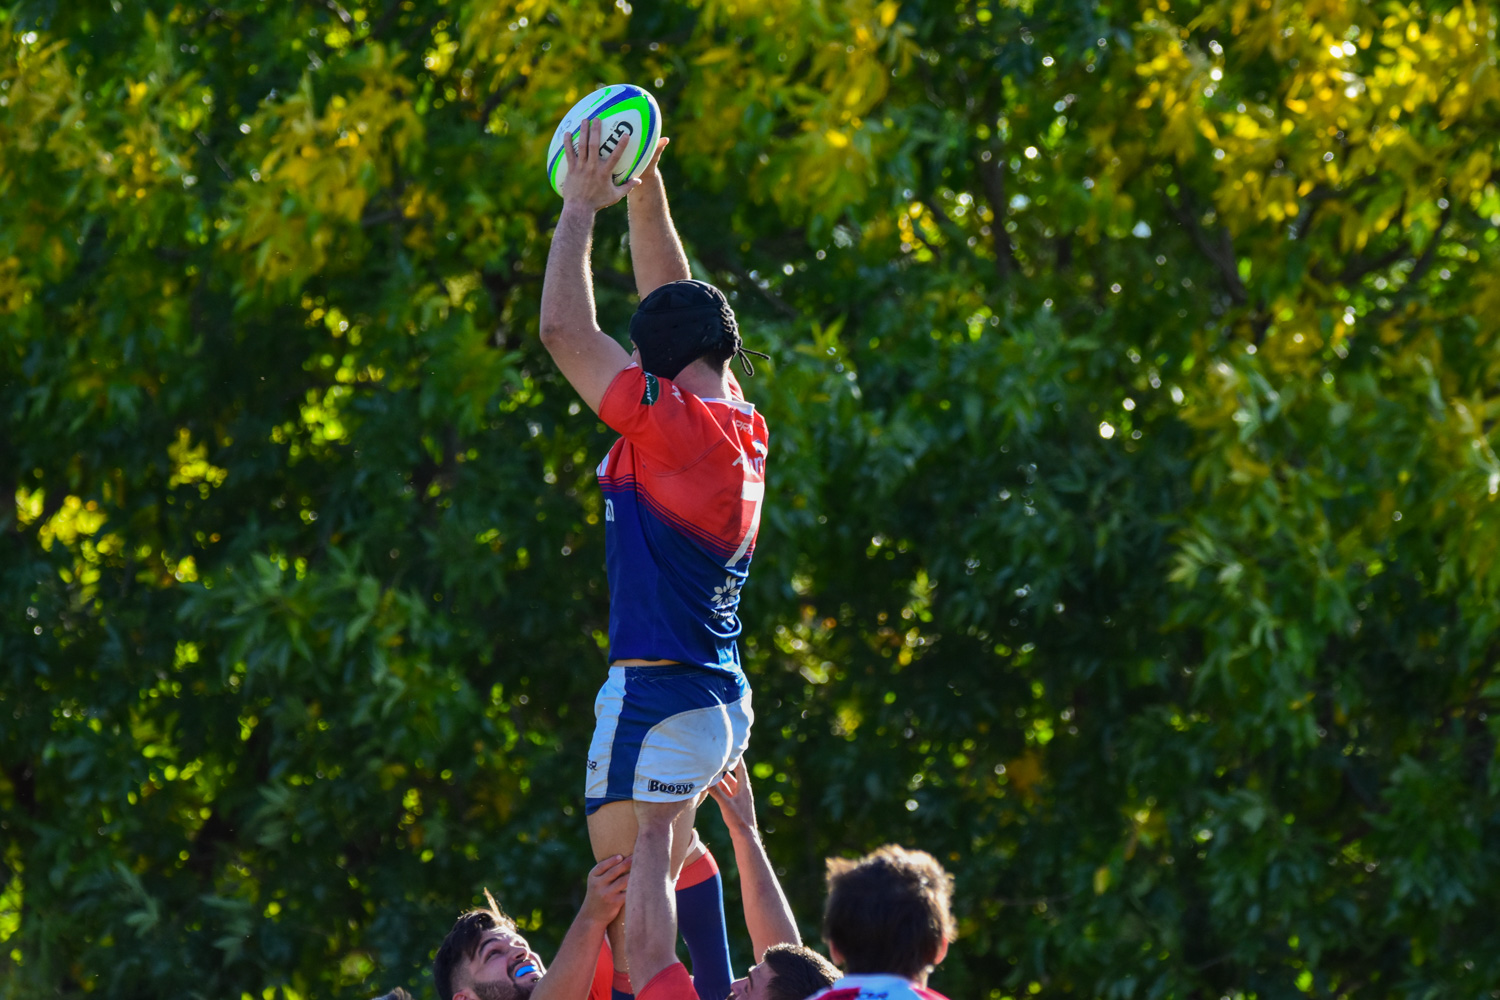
top-left (728, 824), bottom-right (801, 958)
top-left (627, 174), bottom-right (691, 299)
top-left (626, 818), bottom-right (680, 988)
top-left (540, 202), bottom-right (601, 345)
top-left (530, 912), bottom-right (609, 1000)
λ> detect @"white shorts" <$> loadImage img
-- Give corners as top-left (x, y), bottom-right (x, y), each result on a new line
top-left (584, 665), bottom-right (753, 814)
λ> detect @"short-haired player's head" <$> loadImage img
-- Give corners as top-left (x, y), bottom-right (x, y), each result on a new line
top-left (730, 943), bottom-right (840, 1000)
top-left (821, 845), bottom-right (956, 982)
top-left (433, 891), bottom-right (545, 1000)
top-left (630, 279), bottom-right (764, 379)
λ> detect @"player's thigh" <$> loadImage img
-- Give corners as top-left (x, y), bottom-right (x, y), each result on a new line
top-left (588, 799), bottom-right (637, 862)
top-left (668, 802), bottom-right (698, 876)
top-left (632, 797), bottom-right (698, 874)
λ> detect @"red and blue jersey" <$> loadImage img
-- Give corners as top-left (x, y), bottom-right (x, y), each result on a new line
top-left (596, 364), bottom-right (768, 677)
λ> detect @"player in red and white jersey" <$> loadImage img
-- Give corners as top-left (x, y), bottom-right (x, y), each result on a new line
top-left (805, 976), bottom-right (948, 1000)
top-left (805, 846), bottom-right (957, 1000)
top-left (540, 120), bottom-right (772, 1000)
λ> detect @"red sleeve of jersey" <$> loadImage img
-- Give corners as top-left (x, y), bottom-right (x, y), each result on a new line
top-left (587, 939), bottom-right (613, 1000)
top-left (598, 364), bottom-right (725, 471)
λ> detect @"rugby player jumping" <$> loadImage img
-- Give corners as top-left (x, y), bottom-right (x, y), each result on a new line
top-left (539, 119), bottom-right (771, 1000)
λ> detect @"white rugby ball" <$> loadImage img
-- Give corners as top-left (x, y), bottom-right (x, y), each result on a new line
top-left (546, 84), bottom-right (663, 196)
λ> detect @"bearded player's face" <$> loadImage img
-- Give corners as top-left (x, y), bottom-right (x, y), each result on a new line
top-left (460, 927), bottom-right (545, 1000)
top-left (728, 960), bottom-right (777, 1000)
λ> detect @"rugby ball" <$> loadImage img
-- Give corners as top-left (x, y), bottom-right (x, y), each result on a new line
top-left (546, 84), bottom-right (662, 196)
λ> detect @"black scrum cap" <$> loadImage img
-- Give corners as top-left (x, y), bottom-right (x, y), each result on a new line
top-left (628, 279), bottom-right (768, 380)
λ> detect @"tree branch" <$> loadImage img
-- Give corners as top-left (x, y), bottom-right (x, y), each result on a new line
top-left (360, 208), bottom-right (407, 229)
top-left (1337, 242), bottom-right (1411, 285)
top-left (1163, 179), bottom-right (1246, 306)
top-left (1362, 203), bottom-right (1455, 326)
top-left (977, 152), bottom-right (1019, 286)
top-left (1287, 183), bottom-right (1338, 241)
top-left (920, 195), bottom-right (996, 275)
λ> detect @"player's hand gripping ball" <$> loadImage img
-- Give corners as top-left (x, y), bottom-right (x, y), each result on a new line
top-left (546, 84), bottom-right (662, 196)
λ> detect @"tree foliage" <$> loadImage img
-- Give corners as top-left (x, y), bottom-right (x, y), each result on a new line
top-left (3, 0), bottom-right (1500, 997)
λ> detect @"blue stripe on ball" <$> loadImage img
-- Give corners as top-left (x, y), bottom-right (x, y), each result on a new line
top-left (591, 87), bottom-right (641, 117)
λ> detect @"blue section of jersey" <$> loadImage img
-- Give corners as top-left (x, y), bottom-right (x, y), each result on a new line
top-left (602, 486), bottom-right (749, 676)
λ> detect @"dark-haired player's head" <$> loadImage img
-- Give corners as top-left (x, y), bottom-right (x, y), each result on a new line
top-left (730, 943), bottom-right (840, 1000)
top-left (433, 892), bottom-right (546, 1000)
top-left (630, 279), bottom-right (766, 379)
top-left (821, 845), bottom-right (956, 982)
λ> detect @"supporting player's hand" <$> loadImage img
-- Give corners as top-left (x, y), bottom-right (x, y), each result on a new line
top-left (561, 117), bottom-right (642, 211)
top-left (581, 853), bottom-right (632, 924)
top-left (708, 759), bottom-right (759, 839)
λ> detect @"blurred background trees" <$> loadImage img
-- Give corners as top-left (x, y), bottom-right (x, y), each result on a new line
top-left (3, 0), bottom-right (1499, 996)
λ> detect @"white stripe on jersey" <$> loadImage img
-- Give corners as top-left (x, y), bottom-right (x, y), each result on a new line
top-left (724, 481), bottom-right (764, 568)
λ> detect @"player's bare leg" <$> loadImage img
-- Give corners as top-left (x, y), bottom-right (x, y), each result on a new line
top-left (588, 797), bottom-right (703, 980)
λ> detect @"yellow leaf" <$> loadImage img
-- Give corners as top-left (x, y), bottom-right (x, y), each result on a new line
top-left (1006, 751), bottom-right (1044, 795)
top-left (695, 47), bottom-right (736, 65)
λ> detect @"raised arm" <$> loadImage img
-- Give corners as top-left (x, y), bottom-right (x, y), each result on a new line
top-left (626, 138), bottom-right (692, 299)
top-left (626, 800), bottom-right (698, 997)
top-left (709, 760), bottom-right (800, 959)
top-left (539, 117), bottom-right (635, 414)
top-left (530, 856), bottom-right (632, 1000)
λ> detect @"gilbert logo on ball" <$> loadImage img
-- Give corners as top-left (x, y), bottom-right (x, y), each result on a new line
top-left (547, 84), bottom-right (662, 196)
